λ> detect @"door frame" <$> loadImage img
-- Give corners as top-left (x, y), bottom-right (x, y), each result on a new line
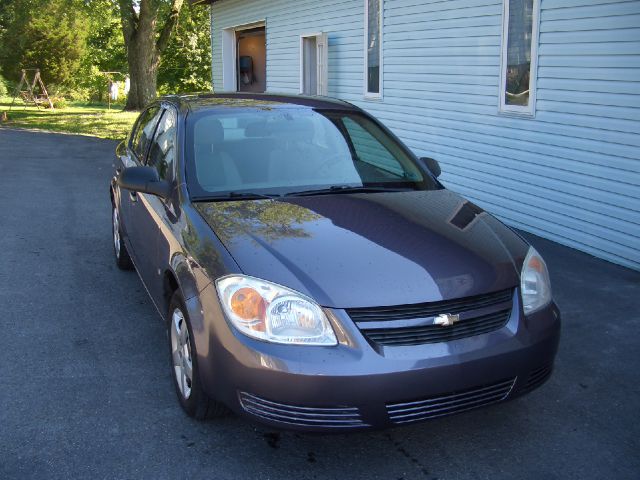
top-left (221, 20), bottom-right (266, 92)
top-left (299, 32), bottom-right (328, 96)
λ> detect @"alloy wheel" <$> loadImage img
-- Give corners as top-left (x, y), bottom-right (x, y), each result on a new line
top-left (170, 308), bottom-right (193, 399)
top-left (112, 207), bottom-right (121, 258)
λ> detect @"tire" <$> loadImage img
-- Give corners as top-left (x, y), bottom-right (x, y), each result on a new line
top-left (168, 290), bottom-right (227, 420)
top-left (112, 203), bottom-right (133, 270)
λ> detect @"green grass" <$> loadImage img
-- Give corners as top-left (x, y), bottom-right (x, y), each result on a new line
top-left (0, 96), bottom-right (139, 140)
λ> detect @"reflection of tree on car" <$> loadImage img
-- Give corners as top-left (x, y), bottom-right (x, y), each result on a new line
top-left (196, 200), bottom-right (322, 246)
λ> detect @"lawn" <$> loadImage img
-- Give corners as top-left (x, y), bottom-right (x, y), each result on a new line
top-left (0, 96), bottom-right (139, 140)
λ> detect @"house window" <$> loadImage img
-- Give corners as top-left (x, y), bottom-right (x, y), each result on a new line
top-left (500, 0), bottom-right (539, 115)
top-left (365, 0), bottom-right (382, 98)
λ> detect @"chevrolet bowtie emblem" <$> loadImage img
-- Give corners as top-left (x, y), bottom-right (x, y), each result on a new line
top-left (434, 313), bottom-right (460, 327)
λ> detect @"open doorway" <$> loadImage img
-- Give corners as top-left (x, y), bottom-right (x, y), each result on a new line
top-left (236, 26), bottom-right (266, 93)
top-left (300, 33), bottom-right (328, 96)
top-left (301, 36), bottom-right (318, 95)
top-left (222, 22), bottom-right (266, 92)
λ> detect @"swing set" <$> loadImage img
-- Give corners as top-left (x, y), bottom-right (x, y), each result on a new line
top-left (9, 68), bottom-right (54, 111)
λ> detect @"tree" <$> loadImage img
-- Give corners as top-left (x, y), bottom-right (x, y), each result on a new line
top-left (117, 0), bottom-right (185, 110)
top-left (75, 0), bottom-right (127, 101)
top-left (0, 0), bottom-right (89, 89)
top-left (157, 3), bottom-right (211, 94)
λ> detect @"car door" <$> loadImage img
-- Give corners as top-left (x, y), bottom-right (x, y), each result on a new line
top-left (126, 105), bottom-right (163, 294)
top-left (117, 106), bottom-right (160, 266)
top-left (139, 106), bottom-right (179, 308)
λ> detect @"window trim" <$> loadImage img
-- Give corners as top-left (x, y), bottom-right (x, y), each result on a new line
top-left (363, 0), bottom-right (383, 100)
top-left (499, 0), bottom-right (540, 117)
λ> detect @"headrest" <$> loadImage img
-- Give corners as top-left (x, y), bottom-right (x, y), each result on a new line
top-left (194, 116), bottom-right (224, 144)
top-left (245, 120), bottom-right (268, 137)
top-left (270, 117), bottom-right (315, 142)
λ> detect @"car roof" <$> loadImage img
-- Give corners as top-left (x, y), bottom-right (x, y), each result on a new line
top-left (160, 92), bottom-right (360, 113)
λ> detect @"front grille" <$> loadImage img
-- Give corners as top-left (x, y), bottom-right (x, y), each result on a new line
top-left (238, 392), bottom-right (367, 428)
top-left (347, 288), bottom-right (513, 323)
top-left (349, 289), bottom-right (513, 346)
top-left (387, 378), bottom-right (516, 424)
top-left (362, 309), bottom-right (511, 346)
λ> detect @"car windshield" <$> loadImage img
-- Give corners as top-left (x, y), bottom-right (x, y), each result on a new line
top-left (185, 107), bottom-right (437, 199)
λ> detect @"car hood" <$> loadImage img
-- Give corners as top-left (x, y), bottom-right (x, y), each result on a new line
top-left (194, 189), bottom-right (529, 308)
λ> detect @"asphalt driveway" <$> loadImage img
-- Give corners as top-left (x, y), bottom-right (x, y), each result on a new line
top-left (1, 128), bottom-right (639, 480)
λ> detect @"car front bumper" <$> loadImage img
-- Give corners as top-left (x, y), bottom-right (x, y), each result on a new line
top-left (193, 287), bottom-right (561, 432)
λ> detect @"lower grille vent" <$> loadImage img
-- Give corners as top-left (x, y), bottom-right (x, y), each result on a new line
top-left (238, 392), bottom-right (366, 428)
top-left (387, 378), bottom-right (516, 424)
top-left (523, 364), bottom-right (553, 392)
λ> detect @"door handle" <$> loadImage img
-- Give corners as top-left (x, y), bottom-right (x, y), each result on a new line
top-left (130, 191), bottom-right (138, 202)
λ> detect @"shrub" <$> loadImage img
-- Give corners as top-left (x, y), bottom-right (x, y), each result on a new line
top-left (0, 76), bottom-right (7, 97)
top-left (49, 96), bottom-right (68, 109)
top-left (64, 87), bottom-right (90, 102)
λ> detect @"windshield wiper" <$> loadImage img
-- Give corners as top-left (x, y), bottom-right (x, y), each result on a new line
top-left (284, 185), bottom-right (416, 197)
top-left (191, 191), bottom-right (281, 202)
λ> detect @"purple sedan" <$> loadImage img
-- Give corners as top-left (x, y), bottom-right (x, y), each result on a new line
top-left (110, 93), bottom-right (560, 431)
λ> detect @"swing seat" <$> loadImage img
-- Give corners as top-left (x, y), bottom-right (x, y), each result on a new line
top-left (19, 91), bottom-right (34, 103)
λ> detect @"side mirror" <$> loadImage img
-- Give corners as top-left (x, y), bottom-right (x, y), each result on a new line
top-left (419, 157), bottom-right (441, 178)
top-left (117, 166), bottom-right (172, 199)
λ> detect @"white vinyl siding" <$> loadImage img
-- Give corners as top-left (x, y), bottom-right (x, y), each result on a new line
top-left (211, 0), bottom-right (640, 270)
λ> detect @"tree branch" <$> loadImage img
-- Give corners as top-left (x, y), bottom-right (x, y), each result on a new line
top-left (156, 0), bottom-right (184, 54)
top-left (118, 0), bottom-right (139, 47)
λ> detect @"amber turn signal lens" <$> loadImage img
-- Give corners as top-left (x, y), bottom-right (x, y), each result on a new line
top-left (230, 287), bottom-right (266, 323)
top-left (529, 256), bottom-right (544, 272)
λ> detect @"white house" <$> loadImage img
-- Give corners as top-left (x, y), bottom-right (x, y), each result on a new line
top-left (194, 0), bottom-right (640, 271)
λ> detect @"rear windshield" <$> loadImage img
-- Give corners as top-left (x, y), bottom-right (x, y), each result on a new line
top-left (185, 107), bottom-right (437, 198)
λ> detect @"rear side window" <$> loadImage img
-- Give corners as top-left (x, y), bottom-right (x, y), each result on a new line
top-left (131, 106), bottom-right (161, 160)
top-left (147, 109), bottom-right (177, 181)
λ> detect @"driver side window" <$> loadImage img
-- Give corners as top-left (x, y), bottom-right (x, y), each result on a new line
top-left (147, 108), bottom-right (177, 182)
top-left (131, 106), bottom-right (162, 161)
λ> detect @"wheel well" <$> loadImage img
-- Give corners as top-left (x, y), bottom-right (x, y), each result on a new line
top-left (163, 270), bottom-right (180, 311)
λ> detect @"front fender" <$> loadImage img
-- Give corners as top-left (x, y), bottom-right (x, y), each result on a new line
top-left (170, 253), bottom-right (214, 390)
top-left (170, 252), bottom-right (210, 302)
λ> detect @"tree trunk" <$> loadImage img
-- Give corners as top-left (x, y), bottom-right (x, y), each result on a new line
top-left (119, 0), bottom-right (184, 111)
top-left (124, 30), bottom-right (158, 110)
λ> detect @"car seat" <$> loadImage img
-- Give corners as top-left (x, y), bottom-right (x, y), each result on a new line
top-left (194, 117), bottom-right (242, 190)
top-left (268, 118), bottom-right (323, 183)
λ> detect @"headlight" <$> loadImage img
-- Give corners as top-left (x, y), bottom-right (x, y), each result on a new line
top-left (520, 247), bottom-right (552, 314)
top-left (215, 275), bottom-right (337, 346)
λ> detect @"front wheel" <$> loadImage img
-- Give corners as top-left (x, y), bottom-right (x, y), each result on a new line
top-left (112, 203), bottom-right (133, 270)
top-left (168, 291), bottom-right (227, 420)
